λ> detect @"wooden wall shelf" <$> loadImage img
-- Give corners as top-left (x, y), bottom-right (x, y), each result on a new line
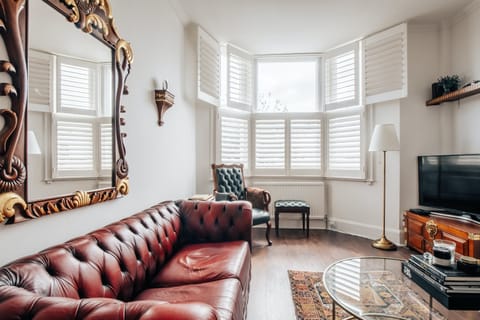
top-left (426, 82), bottom-right (480, 106)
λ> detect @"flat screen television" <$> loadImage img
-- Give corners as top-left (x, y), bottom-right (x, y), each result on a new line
top-left (418, 154), bottom-right (480, 217)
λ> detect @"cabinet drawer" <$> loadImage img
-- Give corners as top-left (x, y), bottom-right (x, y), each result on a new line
top-left (407, 219), bottom-right (424, 236)
top-left (407, 234), bottom-right (424, 253)
top-left (441, 231), bottom-right (469, 255)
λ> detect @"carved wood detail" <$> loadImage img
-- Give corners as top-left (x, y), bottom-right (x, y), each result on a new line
top-left (0, 0), bottom-right (133, 224)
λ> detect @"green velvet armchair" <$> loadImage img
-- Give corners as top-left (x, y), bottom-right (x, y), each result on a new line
top-left (211, 163), bottom-right (272, 246)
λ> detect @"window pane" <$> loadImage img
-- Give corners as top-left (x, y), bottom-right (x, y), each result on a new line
top-left (256, 60), bottom-right (317, 113)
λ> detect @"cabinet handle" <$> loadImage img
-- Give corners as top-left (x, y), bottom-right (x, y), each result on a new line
top-left (425, 220), bottom-right (438, 239)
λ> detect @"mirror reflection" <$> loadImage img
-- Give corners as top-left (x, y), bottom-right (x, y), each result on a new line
top-left (27, 1), bottom-right (114, 202)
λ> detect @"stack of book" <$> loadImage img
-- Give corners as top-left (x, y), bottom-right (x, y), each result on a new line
top-left (402, 254), bottom-right (480, 309)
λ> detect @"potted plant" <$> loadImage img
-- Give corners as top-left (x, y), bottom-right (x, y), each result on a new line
top-left (437, 75), bottom-right (461, 94)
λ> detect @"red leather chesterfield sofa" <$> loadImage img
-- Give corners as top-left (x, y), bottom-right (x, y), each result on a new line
top-left (0, 200), bottom-right (252, 320)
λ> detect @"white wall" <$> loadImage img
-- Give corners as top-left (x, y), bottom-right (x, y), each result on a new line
top-left (328, 101), bottom-right (400, 243)
top-left (398, 24), bottom-right (452, 243)
top-left (450, 1), bottom-right (480, 152)
top-left (0, 0), bottom-right (196, 266)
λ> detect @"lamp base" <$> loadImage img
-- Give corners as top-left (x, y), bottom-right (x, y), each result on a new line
top-left (372, 236), bottom-right (397, 251)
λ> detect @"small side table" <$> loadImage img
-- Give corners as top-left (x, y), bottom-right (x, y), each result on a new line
top-left (274, 200), bottom-right (310, 237)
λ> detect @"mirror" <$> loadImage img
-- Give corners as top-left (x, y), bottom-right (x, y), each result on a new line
top-left (0, 0), bottom-right (133, 223)
top-left (28, 0), bottom-right (114, 201)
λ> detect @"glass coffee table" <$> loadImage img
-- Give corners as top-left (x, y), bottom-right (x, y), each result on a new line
top-left (323, 257), bottom-right (479, 320)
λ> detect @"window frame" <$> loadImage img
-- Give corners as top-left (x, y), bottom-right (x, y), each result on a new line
top-left (214, 43), bottom-right (375, 180)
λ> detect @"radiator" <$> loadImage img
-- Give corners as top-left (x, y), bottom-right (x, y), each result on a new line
top-left (252, 181), bottom-right (327, 229)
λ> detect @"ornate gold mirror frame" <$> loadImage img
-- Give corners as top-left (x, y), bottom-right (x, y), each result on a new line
top-left (0, 0), bottom-right (132, 224)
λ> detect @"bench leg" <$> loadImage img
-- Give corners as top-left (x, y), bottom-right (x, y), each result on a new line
top-left (275, 211), bottom-right (279, 237)
top-left (266, 220), bottom-right (273, 246)
top-left (307, 210), bottom-right (310, 237)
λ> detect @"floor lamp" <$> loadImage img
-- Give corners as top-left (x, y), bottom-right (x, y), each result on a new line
top-left (369, 124), bottom-right (399, 251)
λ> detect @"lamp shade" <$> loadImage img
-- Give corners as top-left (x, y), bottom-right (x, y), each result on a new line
top-left (28, 130), bottom-right (42, 155)
top-left (368, 124), bottom-right (399, 152)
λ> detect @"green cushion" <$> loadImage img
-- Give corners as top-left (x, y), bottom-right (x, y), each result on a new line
top-left (252, 208), bottom-right (270, 225)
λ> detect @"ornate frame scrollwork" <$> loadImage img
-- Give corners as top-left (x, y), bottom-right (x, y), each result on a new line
top-left (0, 0), bottom-right (133, 224)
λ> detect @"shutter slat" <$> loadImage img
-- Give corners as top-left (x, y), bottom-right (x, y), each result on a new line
top-left (255, 119), bottom-right (285, 169)
top-left (197, 27), bottom-right (220, 105)
top-left (291, 119), bottom-right (321, 169)
top-left (60, 61), bottom-right (95, 112)
top-left (29, 51), bottom-right (52, 107)
top-left (325, 44), bottom-right (358, 110)
top-left (328, 113), bottom-right (361, 171)
top-left (56, 120), bottom-right (94, 172)
top-left (227, 45), bottom-right (253, 110)
top-left (365, 23), bottom-right (407, 104)
top-left (220, 115), bottom-right (249, 167)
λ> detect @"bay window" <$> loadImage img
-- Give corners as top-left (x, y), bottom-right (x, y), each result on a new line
top-left (197, 23), bottom-right (407, 180)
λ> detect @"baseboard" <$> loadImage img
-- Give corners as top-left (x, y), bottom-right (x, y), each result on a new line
top-left (327, 217), bottom-right (402, 245)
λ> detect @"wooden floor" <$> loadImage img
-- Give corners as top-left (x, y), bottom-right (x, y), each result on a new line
top-left (246, 229), bottom-right (479, 320)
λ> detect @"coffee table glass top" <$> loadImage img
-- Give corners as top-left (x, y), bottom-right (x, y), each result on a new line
top-left (322, 257), bottom-right (478, 320)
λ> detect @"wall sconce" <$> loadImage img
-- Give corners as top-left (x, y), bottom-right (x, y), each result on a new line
top-left (154, 80), bottom-right (175, 126)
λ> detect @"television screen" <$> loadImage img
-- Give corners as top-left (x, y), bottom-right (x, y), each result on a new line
top-left (418, 154), bottom-right (480, 215)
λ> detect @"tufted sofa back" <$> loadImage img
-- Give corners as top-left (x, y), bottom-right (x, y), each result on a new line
top-left (213, 165), bottom-right (246, 200)
top-left (0, 201), bottom-right (182, 302)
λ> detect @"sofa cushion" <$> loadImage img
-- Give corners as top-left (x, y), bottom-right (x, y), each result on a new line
top-left (150, 241), bottom-right (250, 290)
top-left (136, 278), bottom-right (243, 320)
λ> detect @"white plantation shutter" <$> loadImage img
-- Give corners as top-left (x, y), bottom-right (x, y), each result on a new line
top-left (220, 115), bottom-right (249, 166)
top-left (325, 43), bottom-right (359, 110)
top-left (54, 118), bottom-right (95, 177)
top-left (326, 110), bottom-right (365, 178)
top-left (290, 119), bottom-right (321, 170)
top-left (197, 27), bottom-right (221, 106)
top-left (99, 120), bottom-right (113, 173)
top-left (58, 58), bottom-right (96, 114)
top-left (364, 23), bottom-right (407, 104)
top-left (29, 50), bottom-right (54, 112)
top-left (227, 45), bottom-right (253, 110)
top-left (254, 119), bottom-right (285, 171)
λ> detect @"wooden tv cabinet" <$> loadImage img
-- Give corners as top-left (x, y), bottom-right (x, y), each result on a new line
top-left (404, 211), bottom-right (480, 258)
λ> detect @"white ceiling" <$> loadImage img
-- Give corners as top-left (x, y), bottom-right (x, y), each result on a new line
top-left (174, 0), bottom-right (473, 54)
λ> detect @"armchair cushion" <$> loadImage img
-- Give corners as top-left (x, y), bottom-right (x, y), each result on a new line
top-left (214, 167), bottom-right (246, 200)
top-left (252, 208), bottom-right (270, 225)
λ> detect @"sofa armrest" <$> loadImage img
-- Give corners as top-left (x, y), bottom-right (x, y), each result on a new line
top-left (178, 200), bottom-right (252, 247)
top-left (214, 191), bottom-right (238, 201)
top-left (246, 187), bottom-right (271, 211)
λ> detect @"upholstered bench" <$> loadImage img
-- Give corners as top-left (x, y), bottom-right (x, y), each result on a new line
top-left (274, 200), bottom-right (310, 237)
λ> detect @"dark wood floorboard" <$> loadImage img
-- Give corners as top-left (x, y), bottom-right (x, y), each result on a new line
top-left (246, 229), bottom-right (415, 320)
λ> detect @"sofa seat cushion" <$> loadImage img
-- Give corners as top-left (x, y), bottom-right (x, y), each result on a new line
top-left (136, 278), bottom-right (243, 320)
top-left (151, 241), bottom-right (250, 290)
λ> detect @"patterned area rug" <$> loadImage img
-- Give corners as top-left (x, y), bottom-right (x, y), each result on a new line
top-left (288, 270), bottom-right (350, 320)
